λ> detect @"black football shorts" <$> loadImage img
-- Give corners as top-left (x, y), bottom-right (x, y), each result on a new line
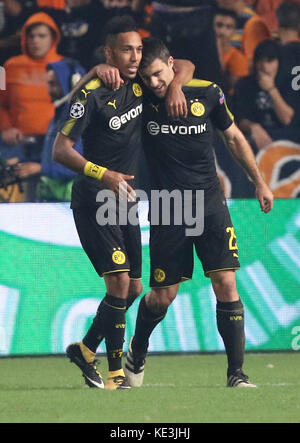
top-left (149, 206), bottom-right (240, 288)
top-left (73, 205), bottom-right (142, 279)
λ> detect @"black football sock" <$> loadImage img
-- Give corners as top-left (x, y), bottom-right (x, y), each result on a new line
top-left (126, 292), bottom-right (138, 311)
top-left (132, 295), bottom-right (167, 355)
top-left (216, 299), bottom-right (245, 377)
top-left (82, 299), bottom-right (105, 353)
top-left (83, 289), bottom-right (139, 353)
top-left (99, 294), bottom-right (127, 372)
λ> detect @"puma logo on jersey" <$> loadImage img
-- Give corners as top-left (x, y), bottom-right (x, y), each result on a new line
top-left (151, 103), bottom-right (159, 112)
top-left (108, 99), bottom-right (117, 110)
top-left (81, 89), bottom-right (91, 98)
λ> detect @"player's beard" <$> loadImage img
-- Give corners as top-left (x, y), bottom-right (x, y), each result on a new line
top-left (153, 83), bottom-right (167, 97)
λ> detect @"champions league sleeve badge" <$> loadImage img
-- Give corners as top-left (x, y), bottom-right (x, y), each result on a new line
top-left (70, 102), bottom-right (85, 119)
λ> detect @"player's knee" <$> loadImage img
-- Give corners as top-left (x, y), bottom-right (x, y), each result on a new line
top-left (129, 279), bottom-right (143, 297)
top-left (127, 280), bottom-right (143, 309)
top-left (210, 271), bottom-right (238, 301)
top-left (148, 287), bottom-right (176, 312)
top-left (105, 271), bottom-right (130, 298)
top-left (114, 271), bottom-right (130, 284)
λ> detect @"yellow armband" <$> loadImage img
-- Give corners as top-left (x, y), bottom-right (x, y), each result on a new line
top-left (84, 161), bottom-right (107, 180)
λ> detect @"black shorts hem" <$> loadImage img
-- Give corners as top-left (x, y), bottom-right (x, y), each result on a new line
top-left (204, 266), bottom-right (240, 278)
top-left (150, 276), bottom-right (191, 289)
top-left (101, 268), bottom-right (131, 277)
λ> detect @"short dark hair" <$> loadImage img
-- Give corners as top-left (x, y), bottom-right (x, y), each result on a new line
top-left (253, 39), bottom-right (281, 66)
top-left (26, 22), bottom-right (57, 41)
top-left (103, 15), bottom-right (139, 47)
top-left (139, 37), bottom-right (170, 72)
top-left (214, 8), bottom-right (238, 24)
top-left (276, 1), bottom-right (300, 31)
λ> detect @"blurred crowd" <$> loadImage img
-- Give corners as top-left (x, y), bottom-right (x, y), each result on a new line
top-left (0, 0), bottom-right (300, 202)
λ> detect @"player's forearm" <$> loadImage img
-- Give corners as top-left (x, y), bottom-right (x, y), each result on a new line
top-left (53, 133), bottom-right (109, 180)
top-left (52, 132), bottom-right (87, 174)
top-left (268, 87), bottom-right (294, 125)
top-left (224, 126), bottom-right (265, 186)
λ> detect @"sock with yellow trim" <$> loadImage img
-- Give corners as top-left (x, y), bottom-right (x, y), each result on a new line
top-left (82, 299), bottom-right (105, 353)
top-left (216, 299), bottom-right (245, 376)
top-left (99, 294), bottom-right (127, 371)
top-left (83, 291), bottom-right (137, 353)
top-left (126, 293), bottom-right (138, 310)
top-left (132, 295), bottom-right (167, 355)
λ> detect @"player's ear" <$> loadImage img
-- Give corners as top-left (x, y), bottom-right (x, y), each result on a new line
top-left (168, 56), bottom-right (174, 70)
top-left (104, 46), bottom-right (113, 64)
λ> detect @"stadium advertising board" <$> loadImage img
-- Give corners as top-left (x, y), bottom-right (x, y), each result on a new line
top-left (0, 200), bottom-right (299, 356)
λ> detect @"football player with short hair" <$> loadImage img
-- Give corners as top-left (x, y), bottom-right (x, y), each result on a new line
top-left (53, 17), bottom-right (194, 390)
top-left (124, 37), bottom-right (274, 389)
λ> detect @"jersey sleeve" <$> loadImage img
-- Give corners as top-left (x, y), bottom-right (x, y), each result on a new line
top-left (60, 90), bottom-right (97, 141)
top-left (209, 84), bottom-right (234, 131)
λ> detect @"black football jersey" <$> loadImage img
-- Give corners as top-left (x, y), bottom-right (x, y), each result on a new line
top-left (60, 77), bottom-right (144, 208)
top-left (143, 79), bottom-right (234, 192)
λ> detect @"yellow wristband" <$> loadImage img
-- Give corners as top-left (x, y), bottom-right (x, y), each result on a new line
top-left (84, 161), bottom-right (107, 180)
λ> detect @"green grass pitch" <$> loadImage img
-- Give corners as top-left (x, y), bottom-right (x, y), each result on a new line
top-left (0, 352), bottom-right (299, 423)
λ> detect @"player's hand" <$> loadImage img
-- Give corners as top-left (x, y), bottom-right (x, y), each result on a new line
top-left (1, 127), bottom-right (24, 145)
top-left (255, 181), bottom-right (274, 213)
top-left (165, 82), bottom-right (188, 118)
top-left (102, 170), bottom-right (136, 202)
top-left (95, 64), bottom-right (124, 91)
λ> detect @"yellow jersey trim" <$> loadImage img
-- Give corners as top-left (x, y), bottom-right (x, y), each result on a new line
top-left (85, 78), bottom-right (102, 90)
top-left (224, 100), bottom-right (234, 121)
top-left (185, 79), bottom-right (213, 88)
top-left (61, 98), bottom-right (87, 137)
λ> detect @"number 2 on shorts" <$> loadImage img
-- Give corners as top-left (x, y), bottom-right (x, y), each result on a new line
top-left (226, 227), bottom-right (238, 251)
